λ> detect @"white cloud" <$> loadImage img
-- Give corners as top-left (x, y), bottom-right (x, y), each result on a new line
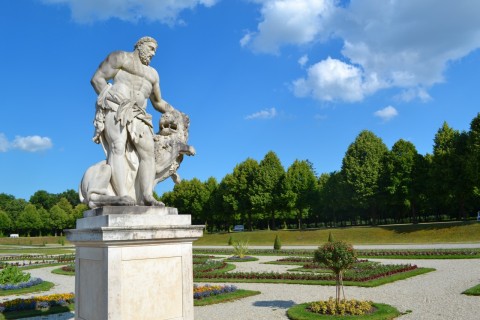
top-left (11, 136), bottom-right (53, 152)
top-left (298, 54), bottom-right (309, 67)
top-left (243, 0), bottom-right (334, 54)
top-left (0, 134), bottom-right (9, 152)
top-left (293, 57), bottom-right (385, 102)
top-left (245, 107), bottom-right (278, 120)
top-left (374, 106), bottom-right (398, 122)
top-left (42, 0), bottom-right (219, 25)
top-left (248, 0), bottom-right (480, 102)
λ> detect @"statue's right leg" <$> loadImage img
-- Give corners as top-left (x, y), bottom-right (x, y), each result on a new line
top-left (103, 111), bottom-right (132, 200)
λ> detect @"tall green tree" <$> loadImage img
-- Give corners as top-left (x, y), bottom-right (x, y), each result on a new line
top-left (0, 210), bottom-right (12, 236)
top-left (251, 151), bottom-right (285, 229)
top-left (341, 130), bottom-right (388, 224)
top-left (430, 122), bottom-right (460, 218)
top-left (467, 113), bottom-right (480, 211)
top-left (29, 190), bottom-right (57, 210)
top-left (283, 160), bottom-right (317, 229)
top-left (168, 178), bottom-right (211, 224)
top-left (17, 204), bottom-right (42, 236)
top-left (382, 139), bottom-right (419, 222)
top-left (230, 158), bottom-right (260, 230)
top-left (49, 205), bottom-right (69, 236)
top-left (58, 189), bottom-right (80, 207)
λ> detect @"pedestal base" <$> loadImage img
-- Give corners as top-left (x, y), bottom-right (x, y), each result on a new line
top-left (66, 206), bottom-right (203, 320)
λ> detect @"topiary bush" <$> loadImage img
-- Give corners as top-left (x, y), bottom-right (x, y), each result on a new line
top-left (273, 235), bottom-right (282, 251)
top-left (314, 241), bottom-right (356, 305)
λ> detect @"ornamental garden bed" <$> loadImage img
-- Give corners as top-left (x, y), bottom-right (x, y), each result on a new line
top-left (287, 301), bottom-right (401, 320)
top-left (0, 285), bottom-right (259, 319)
top-left (193, 256), bottom-right (434, 287)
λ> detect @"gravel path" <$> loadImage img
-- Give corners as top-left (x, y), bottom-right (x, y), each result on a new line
top-left (2, 254), bottom-right (480, 319)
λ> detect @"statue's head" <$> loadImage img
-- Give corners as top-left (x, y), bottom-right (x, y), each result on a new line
top-left (134, 36), bottom-right (158, 66)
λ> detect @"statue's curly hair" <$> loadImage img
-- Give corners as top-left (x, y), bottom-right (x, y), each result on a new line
top-left (134, 36), bottom-right (158, 50)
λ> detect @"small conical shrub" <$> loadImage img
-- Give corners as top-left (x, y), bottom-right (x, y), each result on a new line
top-left (328, 232), bottom-right (334, 242)
top-left (273, 235), bottom-right (282, 251)
top-left (228, 236), bottom-right (234, 245)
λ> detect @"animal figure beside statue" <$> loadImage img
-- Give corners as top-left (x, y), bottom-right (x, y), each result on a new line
top-left (80, 109), bottom-right (195, 209)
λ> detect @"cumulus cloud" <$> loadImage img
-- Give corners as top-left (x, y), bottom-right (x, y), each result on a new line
top-left (42, 0), bottom-right (218, 25)
top-left (374, 106), bottom-right (398, 122)
top-left (0, 134), bottom-right (53, 152)
top-left (247, 0), bottom-right (480, 102)
top-left (293, 57), bottom-right (385, 102)
top-left (241, 0), bottom-right (334, 54)
top-left (245, 107), bottom-right (278, 120)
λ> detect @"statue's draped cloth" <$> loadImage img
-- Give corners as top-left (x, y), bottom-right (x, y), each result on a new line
top-left (92, 83), bottom-right (154, 201)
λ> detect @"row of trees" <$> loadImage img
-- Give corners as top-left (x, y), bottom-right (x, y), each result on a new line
top-left (2, 113), bottom-right (480, 234)
top-left (0, 190), bottom-right (87, 236)
top-left (161, 113), bottom-right (480, 231)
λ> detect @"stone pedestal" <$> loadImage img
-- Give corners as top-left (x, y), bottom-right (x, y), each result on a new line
top-left (66, 206), bottom-right (203, 320)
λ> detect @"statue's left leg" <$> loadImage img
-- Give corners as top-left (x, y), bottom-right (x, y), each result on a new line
top-left (135, 125), bottom-right (165, 207)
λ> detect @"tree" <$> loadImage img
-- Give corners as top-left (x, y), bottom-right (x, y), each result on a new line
top-left (430, 122), bottom-right (461, 218)
top-left (283, 160), bottom-right (317, 229)
top-left (58, 189), bottom-right (80, 207)
top-left (0, 210), bottom-right (12, 236)
top-left (341, 130), bottom-right (388, 224)
top-left (29, 190), bottom-right (57, 210)
top-left (49, 205), bottom-right (69, 236)
top-left (230, 158), bottom-right (260, 230)
top-left (382, 139), bottom-right (419, 222)
top-left (168, 178), bottom-right (211, 225)
top-left (17, 204), bottom-right (42, 236)
top-left (467, 113), bottom-right (480, 211)
top-left (314, 241), bottom-right (357, 305)
top-left (251, 151), bottom-right (285, 229)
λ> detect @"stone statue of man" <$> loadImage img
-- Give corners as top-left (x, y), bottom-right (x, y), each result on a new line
top-left (89, 36), bottom-right (173, 207)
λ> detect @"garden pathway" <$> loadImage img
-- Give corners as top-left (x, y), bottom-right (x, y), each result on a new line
top-left (4, 254), bottom-right (480, 319)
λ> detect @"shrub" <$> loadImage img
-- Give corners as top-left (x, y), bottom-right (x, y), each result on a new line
top-left (228, 236), bottom-right (233, 246)
top-left (273, 235), bottom-right (282, 251)
top-left (309, 298), bottom-right (373, 316)
top-left (0, 265), bottom-right (31, 285)
top-left (232, 240), bottom-right (249, 259)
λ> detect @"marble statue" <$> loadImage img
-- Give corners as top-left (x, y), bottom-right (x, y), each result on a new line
top-left (79, 36), bottom-right (195, 209)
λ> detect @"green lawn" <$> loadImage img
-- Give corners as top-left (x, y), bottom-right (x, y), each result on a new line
top-left (195, 221), bottom-right (480, 246)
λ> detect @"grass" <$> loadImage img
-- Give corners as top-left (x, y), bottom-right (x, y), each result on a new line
top-left (194, 289), bottom-right (260, 306)
top-left (51, 266), bottom-right (75, 276)
top-left (462, 284), bottom-right (480, 296)
top-left (0, 248), bottom-right (74, 255)
top-left (0, 236), bottom-right (71, 246)
top-left (224, 256), bottom-right (259, 262)
top-left (0, 304), bottom-right (74, 320)
top-left (287, 302), bottom-right (401, 320)
top-left (194, 221), bottom-right (480, 245)
top-left (0, 281), bottom-right (55, 296)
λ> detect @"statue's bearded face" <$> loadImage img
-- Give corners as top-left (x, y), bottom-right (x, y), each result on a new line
top-left (138, 42), bottom-right (157, 66)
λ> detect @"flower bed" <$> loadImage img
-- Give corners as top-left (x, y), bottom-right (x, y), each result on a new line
top-left (195, 264), bottom-right (418, 282)
top-left (0, 277), bottom-right (43, 291)
top-left (193, 284), bottom-right (237, 299)
top-left (0, 293), bottom-right (74, 313)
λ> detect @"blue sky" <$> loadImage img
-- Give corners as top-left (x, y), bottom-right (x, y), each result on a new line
top-left (1, 0), bottom-right (480, 200)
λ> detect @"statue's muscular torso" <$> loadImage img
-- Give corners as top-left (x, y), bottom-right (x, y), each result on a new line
top-left (95, 51), bottom-right (159, 109)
